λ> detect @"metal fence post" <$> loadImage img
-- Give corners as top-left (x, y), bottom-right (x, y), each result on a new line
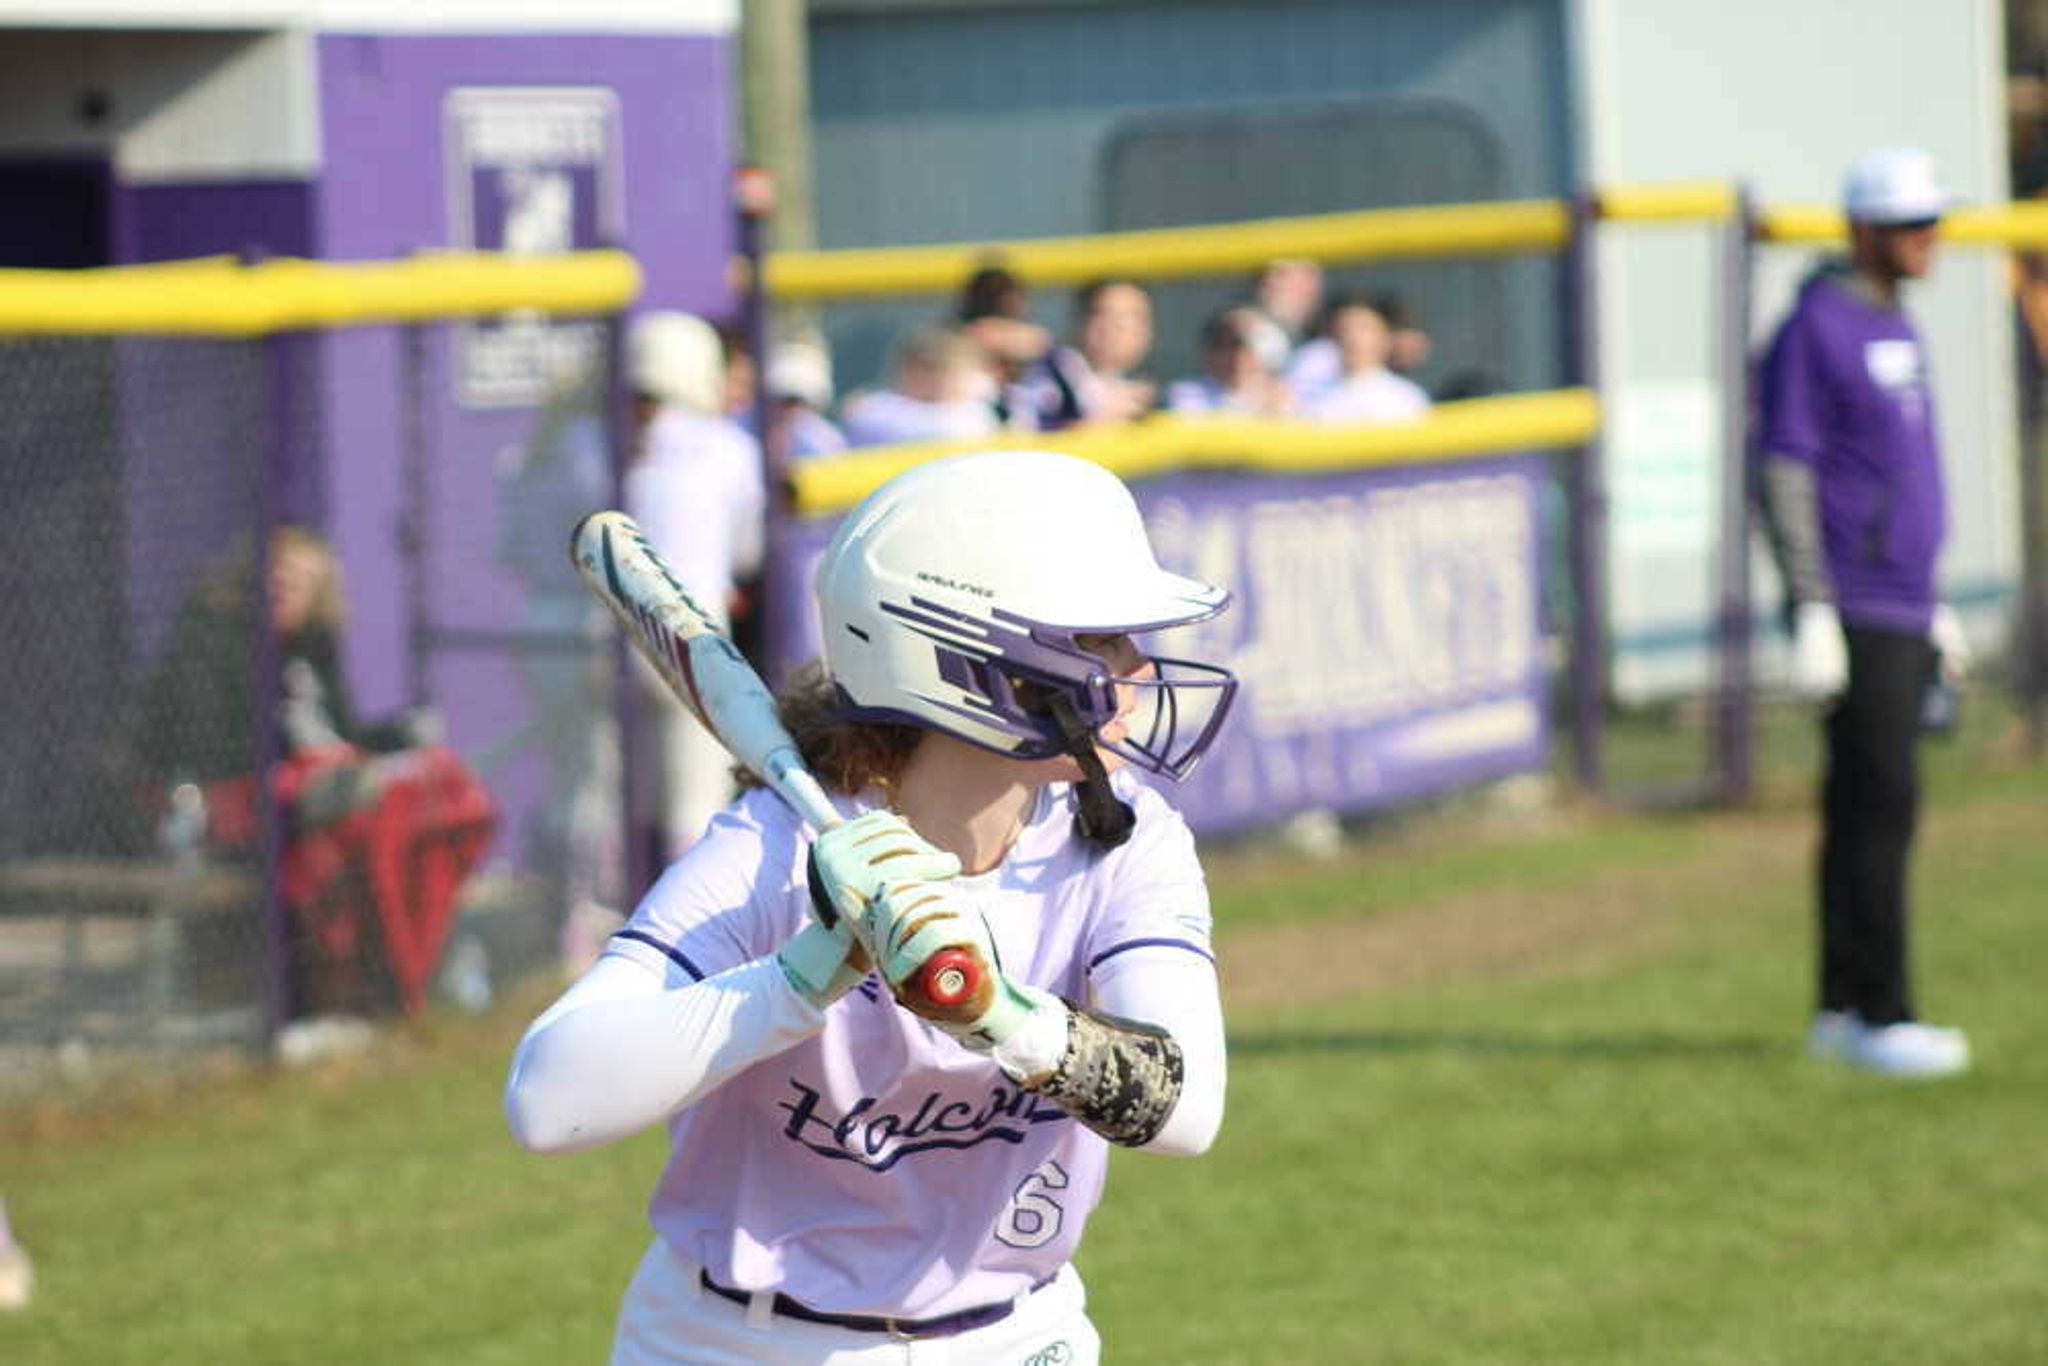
top-left (1561, 189), bottom-right (1608, 795)
top-left (1711, 184), bottom-right (1758, 803)
top-left (2020, 319), bottom-right (2048, 759)
top-left (401, 321), bottom-right (432, 710)
top-left (602, 309), bottom-right (650, 903)
top-left (254, 329), bottom-right (294, 1051)
top-left (733, 166), bottom-right (781, 681)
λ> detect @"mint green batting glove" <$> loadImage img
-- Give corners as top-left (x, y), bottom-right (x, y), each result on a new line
top-left (863, 877), bottom-right (1059, 1053)
top-left (776, 919), bottom-right (872, 1011)
top-left (806, 810), bottom-right (963, 932)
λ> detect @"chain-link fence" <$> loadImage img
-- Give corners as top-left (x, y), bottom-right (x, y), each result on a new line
top-left (0, 333), bottom-right (273, 1054)
top-left (0, 255), bottom-right (638, 1081)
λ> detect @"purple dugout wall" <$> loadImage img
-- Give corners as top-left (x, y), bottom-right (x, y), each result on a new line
top-left (313, 32), bottom-right (734, 712)
top-left (303, 33), bottom-right (736, 882)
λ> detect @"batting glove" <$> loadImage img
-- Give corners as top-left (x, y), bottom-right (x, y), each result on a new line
top-left (784, 807), bottom-right (965, 1011)
top-left (776, 920), bottom-right (871, 1012)
top-left (859, 876), bottom-right (1060, 1055)
top-left (807, 810), bottom-right (963, 931)
top-left (786, 809), bottom-right (958, 1015)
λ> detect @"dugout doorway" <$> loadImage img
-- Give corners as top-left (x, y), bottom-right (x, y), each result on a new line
top-left (0, 158), bottom-right (113, 269)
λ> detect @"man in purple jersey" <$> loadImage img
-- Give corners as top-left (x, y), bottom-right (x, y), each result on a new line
top-left (1755, 148), bottom-right (1970, 1078)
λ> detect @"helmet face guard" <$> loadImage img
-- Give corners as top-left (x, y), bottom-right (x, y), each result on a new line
top-left (850, 598), bottom-right (1238, 781)
top-left (816, 450), bottom-right (1241, 783)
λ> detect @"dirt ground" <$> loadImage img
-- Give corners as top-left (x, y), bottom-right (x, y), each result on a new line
top-left (1214, 790), bottom-right (2037, 1011)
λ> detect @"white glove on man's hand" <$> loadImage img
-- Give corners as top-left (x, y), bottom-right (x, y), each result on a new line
top-left (1929, 604), bottom-right (1970, 682)
top-left (1790, 601), bottom-right (1848, 699)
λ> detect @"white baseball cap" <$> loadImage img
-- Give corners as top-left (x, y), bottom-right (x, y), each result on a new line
top-left (765, 338), bottom-right (834, 409)
top-left (1842, 148), bottom-right (1955, 225)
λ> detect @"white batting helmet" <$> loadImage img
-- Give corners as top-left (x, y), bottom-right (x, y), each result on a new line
top-left (628, 310), bottom-right (722, 414)
top-left (816, 450), bottom-right (1237, 779)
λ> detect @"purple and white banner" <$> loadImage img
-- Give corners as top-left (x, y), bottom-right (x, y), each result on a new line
top-left (444, 86), bottom-right (624, 408)
top-left (766, 457), bottom-right (1549, 835)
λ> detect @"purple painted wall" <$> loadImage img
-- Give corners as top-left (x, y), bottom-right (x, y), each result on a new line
top-left (116, 181), bottom-right (318, 265)
top-left (311, 31), bottom-right (736, 877)
top-left (316, 31), bottom-right (733, 705)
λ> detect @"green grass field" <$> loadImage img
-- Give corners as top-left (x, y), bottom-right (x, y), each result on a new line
top-left (4, 709), bottom-right (2045, 1364)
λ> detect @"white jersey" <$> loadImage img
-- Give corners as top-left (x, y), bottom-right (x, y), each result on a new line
top-left (603, 773), bottom-right (1214, 1321)
top-left (1285, 335), bottom-right (1342, 392)
top-left (623, 407), bottom-right (765, 631)
top-left (839, 389), bottom-right (999, 449)
top-left (1302, 368), bottom-right (1431, 423)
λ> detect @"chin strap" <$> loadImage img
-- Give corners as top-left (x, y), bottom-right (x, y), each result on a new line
top-left (1046, 694), bottom-right (1135, 850)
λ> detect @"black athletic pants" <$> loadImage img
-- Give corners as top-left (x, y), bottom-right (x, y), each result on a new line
top-left (1818, 624), bottom-right (1935, 1026)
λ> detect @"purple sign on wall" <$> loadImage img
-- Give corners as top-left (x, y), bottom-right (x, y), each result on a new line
top-left (766, 457), bottom-right (1549, 835)
top-left (444, 86), bottom-right (624, 407)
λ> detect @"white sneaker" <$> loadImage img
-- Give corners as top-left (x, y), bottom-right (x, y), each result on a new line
top-left (1842, 1020), bottom-right (1971, 1079)
top-left (1807, 1011), bottom-right (1856, 1060)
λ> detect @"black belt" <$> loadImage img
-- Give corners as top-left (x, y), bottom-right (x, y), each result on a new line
top-left (698, 1270), bottom-right (1052, 1339)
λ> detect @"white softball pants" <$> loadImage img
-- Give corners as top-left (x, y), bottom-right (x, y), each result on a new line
top-left (609, 1237), bottom-right (1101, 1366)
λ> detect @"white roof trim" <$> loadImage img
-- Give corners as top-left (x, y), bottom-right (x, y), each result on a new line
top-left (0, 0), bottom-right (736, 33)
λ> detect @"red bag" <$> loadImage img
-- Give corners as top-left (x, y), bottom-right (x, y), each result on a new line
top-left (202, 746), bottom-right (497, 1013)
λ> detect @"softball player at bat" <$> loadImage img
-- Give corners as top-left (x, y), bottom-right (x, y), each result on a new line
top-left (506, 449), bottom-right (1238, 1363)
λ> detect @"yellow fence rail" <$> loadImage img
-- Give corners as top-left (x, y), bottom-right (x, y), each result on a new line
top-left (789, 388), bottom-right (1599, 516)
top-left (765, 200), bottom-right (1574, 303)
top-left (9, 183), bottom-right (2042, 337)
top-left (1757, 200), bottom-right (2048, 249)
top-left (771, 181), bottom-right (2048, 305)
top-left (1594, 181), bottom-right (1738, 224)
top-left (0, 250), bottom-right (643, 337)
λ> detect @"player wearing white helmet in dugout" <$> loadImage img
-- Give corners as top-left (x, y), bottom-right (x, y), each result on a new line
top-left (507, 450), bottom-right (1236, 1364)
top-left (623, 311), bottom-right (767, 865)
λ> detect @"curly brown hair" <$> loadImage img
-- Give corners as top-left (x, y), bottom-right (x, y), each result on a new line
top-left (736, 661), bottom-right (925, 800)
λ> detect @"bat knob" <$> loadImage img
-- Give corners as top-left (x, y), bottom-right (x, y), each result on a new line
top-left (919, 949), bottom-right (981, 1009)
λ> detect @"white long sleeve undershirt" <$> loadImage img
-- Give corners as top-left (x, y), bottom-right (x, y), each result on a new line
top-left (504, 944), bottom-right (1225, 1157)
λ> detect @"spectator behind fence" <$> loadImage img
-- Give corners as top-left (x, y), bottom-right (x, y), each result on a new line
top-left (1288, 288), bottom-right (1433, 395)
top-left (1011, 278), bottom-right (1158, 429)
top-left (758, 336), bottom-right (848, 465)
top-left (731, 331), bottom-right (847, 468)
top-left (841, 326), bottom-right (1004, 447)
top-left (1250, 257), bottom-right (1326, 353)
top-left (1166, 306), bottom-right (1294, 417)
top-left (1754, 147), bottom-right (1971, 1079)
top-left (137, 526), bottom-right (496, 1020)
top-left (1381, 292), bottom-right (1435, 380)
top-left (715, 318), bottom-right (758, 425)
top-left (625, 311), bottom-right (767, 864)
top-left (956, 264), bottom-right (1053, 391)
top-left (1300, 294), bottom-right (1432, 423)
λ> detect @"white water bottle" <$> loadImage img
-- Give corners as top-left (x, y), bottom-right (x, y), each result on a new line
top-left (444, 935), bottom-right (493, 1013)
